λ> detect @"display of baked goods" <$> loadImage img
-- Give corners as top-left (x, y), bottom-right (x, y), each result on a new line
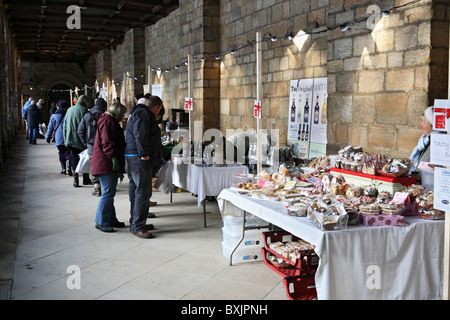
top-left (229, 155), bottom-right (444, 229)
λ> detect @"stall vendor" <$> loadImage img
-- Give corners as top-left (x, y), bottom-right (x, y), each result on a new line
top-left (410, 106), bottom-right (434, 173)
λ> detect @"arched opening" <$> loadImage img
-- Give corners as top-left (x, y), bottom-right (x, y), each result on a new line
top-left (47, 84), bottom-right (71, 122)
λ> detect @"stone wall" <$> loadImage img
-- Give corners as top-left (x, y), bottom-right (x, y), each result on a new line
top-left (327, 0), bottom-right (440, 158)
top-left (0, 0), bottom-right (22, 170)
top-left (93, 0), bottom-right (449, 158)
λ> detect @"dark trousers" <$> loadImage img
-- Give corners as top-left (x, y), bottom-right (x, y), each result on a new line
top-left (67, 146), bottom-right (83, 171)
top-left (57, 145), bottom-right (71, 164)
top-left (126, 157), bottom-right (153, 232)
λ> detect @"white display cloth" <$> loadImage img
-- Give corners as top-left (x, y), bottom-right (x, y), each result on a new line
top-left (217, 188), bottom-right (445, 300)
top-left (156, 160), bottom-right (248, 206)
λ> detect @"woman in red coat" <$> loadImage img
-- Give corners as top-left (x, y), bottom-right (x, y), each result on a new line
top-left (92, 101), bottom-right (127, 232)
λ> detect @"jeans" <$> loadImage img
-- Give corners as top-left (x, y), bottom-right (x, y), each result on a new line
top-left (95, 173), bottom-right (120, 227)
top-left (126, 157), bottom-right (153, 232)
top-left (28, 127), bottom-right (39, 144)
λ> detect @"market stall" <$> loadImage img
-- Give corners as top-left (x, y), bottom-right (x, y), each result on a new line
top-left (156, 156), bottom-right (248, 227)
top-left (217, 147), bottom-right (446, 299)
top-left (218, 188), bottom-right (444, 300)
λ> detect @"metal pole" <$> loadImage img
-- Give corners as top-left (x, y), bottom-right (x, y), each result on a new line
top-left (188, 54), bottom-right (194, 141)
top-left (256, 32), bottom-right (263, 174)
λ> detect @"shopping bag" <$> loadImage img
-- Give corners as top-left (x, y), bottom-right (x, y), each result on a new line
top-left (75, 149), bottom-right (91, 174)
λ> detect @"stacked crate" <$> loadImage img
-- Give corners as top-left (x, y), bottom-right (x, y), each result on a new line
top-left (262, 230), bottom-right (319, 300)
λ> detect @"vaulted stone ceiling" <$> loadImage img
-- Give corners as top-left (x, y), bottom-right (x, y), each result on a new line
top-left (4, 0), bottom-right (179, 62)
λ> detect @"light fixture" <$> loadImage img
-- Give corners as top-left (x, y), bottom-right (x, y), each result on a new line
top-left (381, 10), bottom-right (390, 18)
top-left (200, 57), bottom-right (206, 62)
top-left (340, 24), bottom-right (349, 32)
top-left (174, 65), bottom-right (179, 70)
top-left (184, 61), bottom-right (189, 65)
top-left (270, 35), bottom-right (277, 42)
top-left (287, 33), bottom-right (295, 41)
top-left (215, 55), bottom-right (220, 60)
top-left (165, 69), bottom-right (169, 73)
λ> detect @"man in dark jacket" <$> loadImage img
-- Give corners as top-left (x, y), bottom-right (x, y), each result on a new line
top-left (24, 99), bottom-right (43, 145)
top-left (78, 98), bottom-right (107, 196)
top-left (125, 95), bottom-right (162, 239)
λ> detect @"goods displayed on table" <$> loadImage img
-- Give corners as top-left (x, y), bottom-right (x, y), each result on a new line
top-left (334, 145), bottom-right (413, 177)
top-left (230, 153), bottom-right (444, 231)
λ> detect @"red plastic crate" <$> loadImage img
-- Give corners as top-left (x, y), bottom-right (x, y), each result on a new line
top-left (262, 247), bottom-right (301, 277)
top-left (283, 276), bottom-right (317, 300)
top-left (262, 231), bottom-right (319, 275)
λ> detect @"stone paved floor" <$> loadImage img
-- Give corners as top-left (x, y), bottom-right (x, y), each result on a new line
top-left (0, 134), bottom-right (287, 300)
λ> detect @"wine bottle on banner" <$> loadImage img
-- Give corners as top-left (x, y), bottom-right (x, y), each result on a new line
top-left (314, 96), bottom-right (320, 124)
top-left (303, 98), bottom-right (309, 124)
top-left (321, 98), bottom-right (327, 124)
top-left (297, 98), bottom-right (302, 123)
top-left (290, 99), bottom-right (296, 123)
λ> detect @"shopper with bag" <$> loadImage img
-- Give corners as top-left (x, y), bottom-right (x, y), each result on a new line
top-left (45, 100), bottom-right (70, 174)
top-left (91, 101), bottom-right (127, 232)
top-left (78, 97), bottom-right (107, 197)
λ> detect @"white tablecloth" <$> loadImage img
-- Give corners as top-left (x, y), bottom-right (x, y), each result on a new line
top-left (156, 160), bottom-right (248, 206)
top-left (217, 188), bottom-right (445, 300)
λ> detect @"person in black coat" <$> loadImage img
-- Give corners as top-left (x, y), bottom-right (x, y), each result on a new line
top-left (24, 99), bottom-right (43, 145)
top-left (125, 96), bottom-right (162, 239)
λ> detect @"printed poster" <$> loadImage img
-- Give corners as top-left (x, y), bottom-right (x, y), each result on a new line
top-left (288, 78), bottom-right (327, 158)
top-left (310, 77), bottom-right (328, 145)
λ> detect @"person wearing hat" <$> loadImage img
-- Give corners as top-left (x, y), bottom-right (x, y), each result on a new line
top-left (410, 106), bottom-right (435, 173)
top-left (78, 97), bottom-right (108, 197)
top-left (46, 100), bottom-right (70, 174)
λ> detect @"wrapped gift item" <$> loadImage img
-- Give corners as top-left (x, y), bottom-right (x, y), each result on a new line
top-left (361, 214), bottom-right (404, 226)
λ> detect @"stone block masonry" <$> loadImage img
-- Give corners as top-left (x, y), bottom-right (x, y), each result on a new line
top-left (91, 0), bottom-right (448, 159)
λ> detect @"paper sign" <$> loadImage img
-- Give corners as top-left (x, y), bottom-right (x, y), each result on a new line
top-left (433, 99), bottom-right (450, 131)
top-left (434, 167), bottom-right (450, 212)
top-left (254, 100), bottom-right (262, 119)
top-left (284, 181), bottom-right (297, 190)
top-left (430, 133), bottom-right (450, 167)
top-left (391, 192), bottom-right (410, 205)
top-left (184, 97), bottom-right (193, 111)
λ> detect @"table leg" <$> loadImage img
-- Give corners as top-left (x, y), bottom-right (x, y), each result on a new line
top-left (230, 211), bottom-right (247, 266)
top-left (203, 199), bottom-right (207, 228)
top-left (170, 184), bottom-right (173, 203)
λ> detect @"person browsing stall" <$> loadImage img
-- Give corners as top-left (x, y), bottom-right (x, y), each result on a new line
top-left (91, 101), bottom-right (127, 233)
top-left (125, 96), bottom-right (162, 239)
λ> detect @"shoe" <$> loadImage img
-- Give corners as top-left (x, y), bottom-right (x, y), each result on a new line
top-left (95, 224), bottom-right (115, 233)
top-left (60, 162), bottom-right (66, 175)
top-left (82, 173), bottom-right (92, 185)
top-left (92, 188), bottom-right (102, 197)
top-left (144, 224), bottom-right (155, 231)
top-left (111, 221), bottom-right (125, 228)
top-left (147, 212), bottom-right (156, 218)
top-left (73, 173), bottom-right (80, 187)
top-left (149, 201), bottom-right (157, 206)
top-left (131, 230), bottom-right (153, 239)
